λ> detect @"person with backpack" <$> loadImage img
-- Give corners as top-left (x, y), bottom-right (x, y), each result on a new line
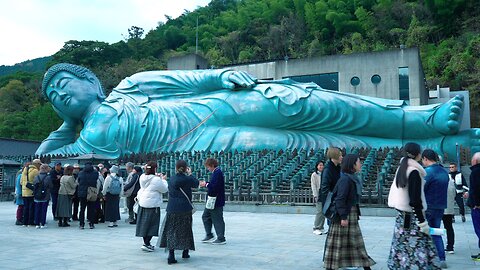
top-left (21, 159), bottom-right (41, 226)
top-left (33, 164), bottom-right (53, 228)
top-left (124, 166), bottom-right (142, 224)
top-left (102, 165), bottom-right (123, 228)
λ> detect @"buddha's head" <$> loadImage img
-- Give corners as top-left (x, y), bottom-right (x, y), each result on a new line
top-left (42, 63), bottom-right (106, 120)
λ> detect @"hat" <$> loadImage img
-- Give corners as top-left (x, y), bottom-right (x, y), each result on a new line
top-left (73, 163), bottom-right (80, 168)
top-left (110, 165), bottom-right (119, 174)
top-left (32, 159), bottom-right (41, 164)
top-left (55, 162), bottom-right (62, 166)
top-left (98, 163), bottom-right (104, 168)
top-left (63, 163), bottom-right (71, 168)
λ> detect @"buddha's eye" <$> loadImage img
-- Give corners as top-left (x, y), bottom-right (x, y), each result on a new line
top-left (57, 77), bottom-right (72, 89)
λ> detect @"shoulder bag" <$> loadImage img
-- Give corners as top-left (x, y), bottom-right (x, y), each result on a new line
top-left (322, 191), bottom-right (338, 220)
top-left (180, 187), bottom-right (196, 215)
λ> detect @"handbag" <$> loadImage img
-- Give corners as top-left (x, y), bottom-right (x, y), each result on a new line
top-left (133, 197), bottom-right (140, 214)
top-left (206, 195), bottom-right (217, 210)
top-left (322, 191), bottom-right (338, 220)
top-left (87, 186), bottom-right (98, 202)
top-left (180, 187), bottom-right (196, 215)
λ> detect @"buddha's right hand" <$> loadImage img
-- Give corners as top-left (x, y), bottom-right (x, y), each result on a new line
top-left (221, 70), bottom-right (257, 89)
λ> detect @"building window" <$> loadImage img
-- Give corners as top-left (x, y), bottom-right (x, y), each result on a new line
top-left (350, 76), bottom-right (360, 86)
top-left (371, 74), bottom-right (381, 85)
top-left (286, 73), bottom-right (339, 91)
top-left (398, 67), bottom-right (409, 101)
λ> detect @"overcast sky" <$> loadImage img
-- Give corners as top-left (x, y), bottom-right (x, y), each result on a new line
top-left (0, 0), bottom-right (211, 66)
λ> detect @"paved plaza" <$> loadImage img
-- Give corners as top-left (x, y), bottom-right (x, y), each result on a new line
top-left (0, 201), bottom-right (479, 270)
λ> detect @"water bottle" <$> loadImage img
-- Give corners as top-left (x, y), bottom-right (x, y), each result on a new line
top-left (429, 228), bottom-right (446, 236)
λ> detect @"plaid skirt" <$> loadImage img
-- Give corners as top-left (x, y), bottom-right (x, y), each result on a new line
top-left (387, 211), bottom-right (441, 269)
top-left (135, 206), bottom-right (161, 237)
top-left (159, 211), bottom-right (195, 251)
top-left (323, 207), bottom-right (375, 269)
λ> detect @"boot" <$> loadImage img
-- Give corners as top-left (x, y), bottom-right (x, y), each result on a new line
top-left (182, 249), bottom-right (190, 259)
top-left (168, 249), bottom-right (177, 264)
top-left (58, 220), bottom-right (64, 227)
top-left (63, 218), bottom-right (70, 227)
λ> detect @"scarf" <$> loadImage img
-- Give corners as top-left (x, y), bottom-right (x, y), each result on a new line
top-left (345, 172), bottom-right (363, 197)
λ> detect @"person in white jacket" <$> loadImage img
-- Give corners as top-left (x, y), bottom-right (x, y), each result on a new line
top-left (311, 161), bottom-right (326, 235)
top-left (135, 161), bottom-right (168, 252)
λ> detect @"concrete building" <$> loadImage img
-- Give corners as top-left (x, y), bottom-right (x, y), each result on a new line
top-left (228, 47), bottom-right (428, 106)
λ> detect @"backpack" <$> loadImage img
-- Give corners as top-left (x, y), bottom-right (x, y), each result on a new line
top-left (34, 175), bottom-right (48, 200)
top-left (108, 175), bottom-right (122, 195)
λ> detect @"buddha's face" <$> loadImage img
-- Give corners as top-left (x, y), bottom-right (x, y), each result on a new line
top-left (45, 71), bottom-right (100, 119)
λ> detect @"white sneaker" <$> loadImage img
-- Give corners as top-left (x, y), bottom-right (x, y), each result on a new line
top-left (440, 261), bottom-right (448, 268)
top-left (40, 225), bottom-right (46, 229)
top-left (36, 225), bottom-right (40, 229)
top-left (313, 229), bottom-right (322, 235)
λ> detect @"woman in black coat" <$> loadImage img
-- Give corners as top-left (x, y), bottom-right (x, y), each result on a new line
top-left (323, 154), bottom-right (375, 270)
top-left (160, 160), bottom-right (199, 264)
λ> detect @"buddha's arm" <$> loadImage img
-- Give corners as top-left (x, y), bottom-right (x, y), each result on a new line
top-left (35, 121), bottom-right (78, 155)
top-left (115, 69), bottom-right (256, 97)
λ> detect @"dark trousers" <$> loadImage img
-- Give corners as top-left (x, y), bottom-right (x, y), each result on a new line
top-left (127, 196), bottom-right (136, 221)
top-left (202, 206), bottom-right (225, 241)
top-left (72, 196), bottom-right (79, 219)
top-left (79, 197), bottom-right (95, 226)
top-left (34, 201), bottom-right (48, 226)
top-left (51, 192), bottom-right (58, 218)
top-left (473, 208), bottom-right (480, 249)
top-left (455, 193), bottom-right (465, 216)
top-left (442, 214), bottom-right (455, 250)
top-left (22, 197), bottom-right (35, 225)
top-left (16, 205), bottom-right (24, 222)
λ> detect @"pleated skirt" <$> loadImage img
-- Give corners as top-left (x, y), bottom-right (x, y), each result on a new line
top-left (56, 194), bottom-right (72, 218)
top-left (136, 206), bottom-right (161, 237)
top-left (323, 207), bottom-right (376, 269)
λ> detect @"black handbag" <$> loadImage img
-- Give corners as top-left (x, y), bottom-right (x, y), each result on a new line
top-left (322, 191), bottom-right (338, 220)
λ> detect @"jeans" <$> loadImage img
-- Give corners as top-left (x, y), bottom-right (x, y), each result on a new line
top-left (22, 197), bottom-right (35, 225)
top-left (426, 208), bottom-right (445, 261)
top-left (442, 214), bottom-right (454, 250)
top-left (472, 208), bottom-right (480, 249)
top-left (34, 201), bottom-right (48, 226)
top-left (202, 206), bottom-right (225, 241)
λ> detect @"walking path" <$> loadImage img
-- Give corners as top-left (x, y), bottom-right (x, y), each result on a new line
top-left (0, 202), bottom-right (479, 269)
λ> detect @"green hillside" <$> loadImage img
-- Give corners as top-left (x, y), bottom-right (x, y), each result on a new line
top-left (0, 0), bottom-right (478, 142)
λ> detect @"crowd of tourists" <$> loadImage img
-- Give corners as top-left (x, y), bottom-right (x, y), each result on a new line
top-left (11, 144), bottom-right (480, 268)
top-left (14, 157), bottom-right (226, 265)
top-left (310, 145), bottom-right (480, 269)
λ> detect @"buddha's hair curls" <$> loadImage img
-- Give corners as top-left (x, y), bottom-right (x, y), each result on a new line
top-left (41, 63), bottom-right (105, 99)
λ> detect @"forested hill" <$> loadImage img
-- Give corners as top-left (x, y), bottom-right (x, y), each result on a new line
top-left (0, 0), bottom-right (479, 141)
top-left (0, 56), bottom-right (51, 76)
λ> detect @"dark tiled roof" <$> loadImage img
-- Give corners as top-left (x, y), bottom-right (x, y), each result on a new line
top-left (0, 138), bottom-right (41, 156)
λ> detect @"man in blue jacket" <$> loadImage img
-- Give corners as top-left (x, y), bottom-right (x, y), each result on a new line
top-left (467, 152), bottom-right (480, 261)
top-left (422, 149), bottom-right (449, 268)
top-left (200, 158), bottom-right (226, 245)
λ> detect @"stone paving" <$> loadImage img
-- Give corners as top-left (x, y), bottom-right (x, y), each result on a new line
top-left (0, 201), bottom-right (479, 270)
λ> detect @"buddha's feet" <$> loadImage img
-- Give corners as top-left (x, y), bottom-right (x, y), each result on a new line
top-left (432, 95), bottom-right (464, 135)
top-left (442, 128), bottom-right (480, 160)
